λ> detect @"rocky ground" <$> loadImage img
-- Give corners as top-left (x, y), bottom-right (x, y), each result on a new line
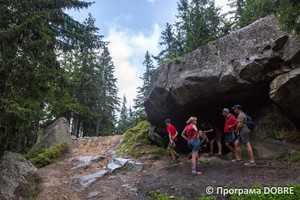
top-left (35, 135), bottom-right (300, 200)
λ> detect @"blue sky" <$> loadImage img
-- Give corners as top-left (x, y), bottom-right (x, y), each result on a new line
top-left (66, 0), bottom-right (230, 107)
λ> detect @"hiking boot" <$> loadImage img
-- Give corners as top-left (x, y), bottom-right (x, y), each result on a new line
top-left (218, 152), bottom-right (222, 156)
top-left (232, 158), bottom-right (242, 163)
top-left (171, 160), bottom-right (177, 164)
top-left (175, 154), bottom-right (180, 160)
top-left (244, 161), bottom-right (256, 166)
top-left (192, 171), bottom-right (202, 175)
top-left (208, 152), bottom-right (213, 157)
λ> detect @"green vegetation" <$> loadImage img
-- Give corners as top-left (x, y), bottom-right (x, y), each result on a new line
top-left (227, 183), bottom-right (300, 200)
top-left (23, 142), bottom-right (69, 168)
top-left (153, 0), bottom-right (300, 66)
top-left (277, 150), bottom-right (300, 163)
top-left (0, 1), bottom-right (119, 158)
top-left (116, 121), bottom-right (167, 158)
top-left (149, 190), bottom-right (216, 200)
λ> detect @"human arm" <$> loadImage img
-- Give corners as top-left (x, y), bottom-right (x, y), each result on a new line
top-left (235, 121), bottom-right (243, 135)
top-left (203, 128), bottom-right (214, 134)
top-left (172, 131), bottom-right (178, 140)
top-left (192, 125), bottom-right (200, 139)
top-left (168, 132), bottom-right (172, 141)
top-left (181, 127), bottom-right (188, 141)
top-left (235, 114), bottom-right (243, 135)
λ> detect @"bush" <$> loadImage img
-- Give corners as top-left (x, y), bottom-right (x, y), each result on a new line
top-left (23, 142), bottom-right (69, 168)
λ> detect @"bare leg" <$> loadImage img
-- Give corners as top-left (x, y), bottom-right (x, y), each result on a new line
top-left (246, 142), bottom-right (255, 162)
top-left (216, 139), bottom-right (222, 153)
top-left (234, 140), bottom-right (241, 160)
top-left (225, 142), bottom-right (235, 154)
top-left (170, 150), bottom-right (175, 160)
top-left (191, 151), bottom-right (197, 169)
top-left (210, 139), bottom-right (215, 154)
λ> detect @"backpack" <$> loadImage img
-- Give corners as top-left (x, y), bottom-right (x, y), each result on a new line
top-left (246, 114), bottom-right (255, 130)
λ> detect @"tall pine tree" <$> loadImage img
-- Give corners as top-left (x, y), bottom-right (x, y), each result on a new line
top-left (134, 51), bottom-right (155, 113)
top-left (117, 96), bottom-right (129, 135)
top-left (0, 0), bottom-right (93, 155)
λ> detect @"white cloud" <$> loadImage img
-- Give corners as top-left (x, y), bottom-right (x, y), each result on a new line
top-left (147, 0), bottom-right (156, 3)
top-left (105, 24), bottom-right (161, 108)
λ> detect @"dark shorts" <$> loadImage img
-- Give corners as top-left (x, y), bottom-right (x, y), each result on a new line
top-left (238, 128), bottom-right (251, 144)
top-left (207, 129), bottom-right (222, 141)
top-left (207, 132), bottom-right (216, 141)
top-left (225, 131), bottom-right (237, 143)
top-left (167, 141), bottom-right (176, 150)
top-left (188, 138), bottom-right (200, 152)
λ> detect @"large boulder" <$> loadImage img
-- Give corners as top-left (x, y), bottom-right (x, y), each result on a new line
top-left (34, 117), bottom-right (72, 149)
top-left (0, 151), bottom-right (38, 200)
top-left (270, 68), bottom-right (300, 130)
top-left (144, 16), bottom-right (300, 155)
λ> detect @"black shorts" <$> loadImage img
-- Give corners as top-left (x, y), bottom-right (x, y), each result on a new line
top-left (238, 128), bottom-right (251, 144)
top-left (225, 131), bottom-right (237, 143)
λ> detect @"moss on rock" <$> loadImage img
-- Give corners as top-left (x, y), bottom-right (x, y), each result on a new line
top-left (116, 121), bottom-right (167, 158)
top-left (23, 142), bottom-right (69, 168)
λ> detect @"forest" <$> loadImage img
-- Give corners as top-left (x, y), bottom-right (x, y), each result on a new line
top-left (0, 0), bottom-right (299, 157)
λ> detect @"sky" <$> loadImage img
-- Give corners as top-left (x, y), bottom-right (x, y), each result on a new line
top-left (66, 0), bottom-right (231, 108)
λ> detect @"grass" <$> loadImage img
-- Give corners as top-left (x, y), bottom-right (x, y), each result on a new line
top-left (149, 190), bottom-right (216, 200)
top-left (23, 142), bottom-right (69, 168)
top-left (116, 121), bottom-right (168, 158)
top-left (278, 150), bottom-right (300, 164)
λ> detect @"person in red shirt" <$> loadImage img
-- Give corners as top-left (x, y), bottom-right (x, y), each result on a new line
top-left (222, 108), bottom-right (237, 157)
top-left (165, 119), bottom-right (179, 164)
top-left (181, 117), bottom-right (202, 175)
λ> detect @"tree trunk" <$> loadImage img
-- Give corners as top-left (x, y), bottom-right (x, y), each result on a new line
top-left (33, 118), bottom-right (39, 144)
top-left (72, 114), bottom-right (78, 136)
top-left (76, 119), bottom-right (81, 138)
top-left (16, 131), bottom-right (22, 153)
top-left (95, 117), bottom-right (100, 136)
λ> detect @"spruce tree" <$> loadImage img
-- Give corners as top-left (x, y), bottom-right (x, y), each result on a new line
top-left (117, 96), bottom-right (129, 135)
top-left (0, 0), bottom-right (93, 155)
top-left (134, 51), bottom-right (155, 112)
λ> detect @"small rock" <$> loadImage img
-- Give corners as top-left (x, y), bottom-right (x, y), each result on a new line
top-left (69, 170), bottom-right (108, 192)
top-left (87, 192), bottom-right (100, 199)
top-left (107, 158), bottom-right (129, 173)
top-left (126, 161), bottom-right (143, 172)
top-left (109, 176), bottom-right (117, 179)
top-left (70, 135), bottom-right (77, 140)
top-left (69, 155), bottom-right (104, 170)
top-left (121, 184), bottom-right (130, 190)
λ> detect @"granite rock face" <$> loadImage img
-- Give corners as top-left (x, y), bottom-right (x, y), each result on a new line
top-left (34, 117), bottom-right (73, 148)
top-left (0, 151), bottom-right (38, 200)
top-left (269, 68), bottom-right (300, 130)
top-left (145, 16), bottom-right (300, 148)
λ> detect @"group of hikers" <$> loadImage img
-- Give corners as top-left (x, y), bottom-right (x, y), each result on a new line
top-left (165, 104), bottom-right (256, 175)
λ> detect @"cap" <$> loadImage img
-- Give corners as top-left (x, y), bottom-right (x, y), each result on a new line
top-left (165, 119), bottom-right (171, 123)
top-left (222, 108), bottom-right (230, 113)
top-left (232, 105), bottom-right (242, 110)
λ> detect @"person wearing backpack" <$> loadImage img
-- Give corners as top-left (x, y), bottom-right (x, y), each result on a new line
top-left (232, 105), bottom-right (256, 166)
top-left (222, 108), bottom-right (237, 158)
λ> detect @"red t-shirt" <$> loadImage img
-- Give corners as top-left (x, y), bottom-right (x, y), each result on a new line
top-left (224, 114), bottom-right (237, 134)
top-left (167, 125), bottom-right (177, 141)
top-left (186, 124), bottom-right (196, 141)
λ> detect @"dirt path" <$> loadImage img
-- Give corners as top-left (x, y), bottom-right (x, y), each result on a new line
top-left (35, 136), bottom-right (300, 200)
top-left (135, 157), bottom-right (300, 200)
